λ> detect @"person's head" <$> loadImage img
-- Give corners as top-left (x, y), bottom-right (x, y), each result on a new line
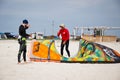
top-left (23, 19), bottom-right (28, 24)
top-left (59, 24), bottom-right (65, 29)
top-left (22, 19), bottom-right (30, 28)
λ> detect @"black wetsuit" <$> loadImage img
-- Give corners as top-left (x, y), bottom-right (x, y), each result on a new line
top-left (18, 25), bottom-right (29, 63)
top-left (61, 40), bottom-right (70, 57)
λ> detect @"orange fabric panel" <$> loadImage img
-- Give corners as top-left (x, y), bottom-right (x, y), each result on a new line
top-left (32, 41), bottom-right (61, 60)
top-left (50, 49), bottom-right (61, 60)
top-left (32, 41), bottom-right (49, 58)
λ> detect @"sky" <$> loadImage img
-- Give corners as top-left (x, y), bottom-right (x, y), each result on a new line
top-left (0, 0), bottom-right (120, 37)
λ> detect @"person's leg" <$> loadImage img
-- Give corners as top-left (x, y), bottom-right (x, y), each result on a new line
top-left (65, 40), bottom-right (70, 57)
top-left (61, 40), bottom-right (65, 56)
top-left (21, 38), bottom-right (27, 62)
top-left (18, 44), bottom-right (22, 63)
top-left (23, 45), bottom-right (26, 62)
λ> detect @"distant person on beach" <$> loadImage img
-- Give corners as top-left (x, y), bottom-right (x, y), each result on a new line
top-left (94, 28), bottom-right (97, 37)
top-left (18, 19), bottom-right (31, 64)
top-left (57, 24), bottom-right (70, 57)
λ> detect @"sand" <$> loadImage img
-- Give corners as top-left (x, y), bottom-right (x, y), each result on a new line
top-left (0, 40), bottom-right (120, 80)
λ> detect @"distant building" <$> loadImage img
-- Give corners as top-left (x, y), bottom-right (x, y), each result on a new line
top-left (73, 26), bottom-right (120, 42)
top-left (31, 32), bottom-right (44, 39)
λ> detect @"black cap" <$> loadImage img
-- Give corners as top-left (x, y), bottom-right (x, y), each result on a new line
top-left (23, 19), bottom-right (28, 24)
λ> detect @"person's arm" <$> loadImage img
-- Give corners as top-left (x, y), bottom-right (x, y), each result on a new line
top-left (19, 25), bottom-right (24, 36)
top-left (63, 41), bottom-right (66, 44)
top-left (26, 33), bottom-right (30, 37)
top-left (66, 29), bottom-right (70, 40)
top-left (25, 24), bottom-right (31, 37)
top-left (57, 30), bottom-right (61, 37)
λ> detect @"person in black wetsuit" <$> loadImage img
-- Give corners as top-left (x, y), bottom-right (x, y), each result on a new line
top-left (18, 19), bottom-right (31, 64)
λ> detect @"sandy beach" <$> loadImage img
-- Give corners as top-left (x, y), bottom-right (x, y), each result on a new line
top-left (0, 40), bottom-right (120, 80)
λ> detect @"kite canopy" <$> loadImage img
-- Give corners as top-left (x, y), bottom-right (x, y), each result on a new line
top-left (28, 39), bottom-right (120, 63)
